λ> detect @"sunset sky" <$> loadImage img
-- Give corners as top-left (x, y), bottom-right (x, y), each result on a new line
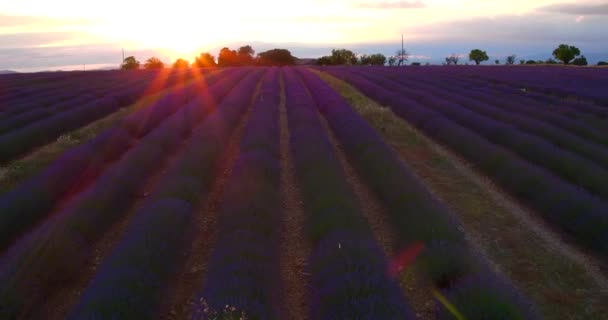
top-left (1, 0), bottom-right (607, 71)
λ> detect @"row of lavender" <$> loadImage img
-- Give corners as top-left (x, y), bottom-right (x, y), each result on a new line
top-left (284, 68), bottom-right (416, 319)
top-left (0, 67), bottom-right (253, 319)
top-left (0, 70), bottom-right (177, 135)
top-left (0, 69), bottom-right (255, 319)
top-left (323, 67), bottom-right (608, 260)
top-left (68, 69), bottom-right (264, 319)
top-left (350, 68), bottom-right (608, 199)
top-left (399, 65), bottom-right (608, 106)
top-left (0, 69), bottom-right (186, 111)
top-left (0, 69), bottom-right (205, 164)
top-left (298, 68), bottom-right (538, 319)
top-left (193, 68), bottom-right (283, 319)
top-left (0, 69), bottom-right (234, 252)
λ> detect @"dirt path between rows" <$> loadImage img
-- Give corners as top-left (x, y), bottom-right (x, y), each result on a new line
top-left (277, 71), bottom-right (312, 320)
top-left (40, 139), bottom-right (189, 320)
top-left (315, 70), bottom-right (608, 320)
top-left (317, 110), bottom-right (437, 320)
top-left (161, 75), bottom-right (262, 320)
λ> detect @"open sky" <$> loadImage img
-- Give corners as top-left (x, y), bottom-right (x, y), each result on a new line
top-left (1, 0), bottom-right (607, 71)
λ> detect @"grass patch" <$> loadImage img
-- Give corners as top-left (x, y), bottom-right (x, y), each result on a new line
top-left (0, 82), bottom-right (193, 195)
top-left (314, 69), bottom-right (608, 320)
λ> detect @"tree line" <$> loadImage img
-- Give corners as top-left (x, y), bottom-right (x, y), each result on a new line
top-left (121, 43), bottom-right (605, 70)
top-left (121, 46), bottom-right (297, 70)
top-left (445, 44), bottom-right (597, 66)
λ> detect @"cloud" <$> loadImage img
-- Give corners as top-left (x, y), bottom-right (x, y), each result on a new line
top-left (0, 14), bottom-right (91, 28)
top-left (537, 2), bottom-right (608, 15)
top-left (357, 1), bottom-right (426, 9)
top-left (408, 13), bottom-right (608, 44)
top-left (0, 32), bottom-right (86, 48)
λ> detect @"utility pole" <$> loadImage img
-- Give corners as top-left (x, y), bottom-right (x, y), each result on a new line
top-left (400, 33), bottom-right (404, 66)
top-left (122, 48), bottom-right (125, 69)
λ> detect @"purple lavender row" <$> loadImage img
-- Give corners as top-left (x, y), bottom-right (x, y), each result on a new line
top-left (0, 71), bottom-right (126, 107)
top-left (0, 69), bottom-right (207, 164)
top-left (351, 69), bottom-right (608, 200)
top-left (193, 68), bottom-right (281, 320)
top-left (0, 69), bottom-right (240, 252)
top-left (0, 69), bottom-right (186, 113)
top-left (1, 71), bottom-right (149, 117)
top-left (297, 67), bottom-right (539, 319)
top-left (66, 70), bottom-right (265, 320)
top-left (380, 68), bottom-right (608, 137)
top-left (436, 66), bottom-right (608, 106)
top-left (324, 68), bottom-right (608, 261)
top-left (361, 69), bottom-right (608, 170)
top-left (284, 67), bottom-right (415, 320)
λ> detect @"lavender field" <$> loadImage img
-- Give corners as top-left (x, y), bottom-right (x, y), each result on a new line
top-left (0, 66), bottom-right (606, 320)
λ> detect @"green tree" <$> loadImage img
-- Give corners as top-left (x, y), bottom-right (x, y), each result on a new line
top-left (237, 45), bottom-right (255, 65)
top-left (193, 53), bottom-right (216, 67)
top-left (552, 44), bottom-right (581, 65)
top-left (331, 49), bottom-right (358, 65)
top-left (256, 49), bottom-right (296, 66)
top-left (173, 58), bottom-right (189, 69)
top-left (143, 57), bottom-right (164, 69)
top-left (598, 61), bottom-right (608, 66)
top-left (572, 55), bottom-right (588, 66)
top-left (495, 59), bottom-right (500, 65)
top-left (369, 53), bottom-right (387, 65)
top-left (218, 47), bottom-right (238, 66)
top-left (121, 56), bottom-right (140, 70)
top-left (316, 56), bottom-right (333, 65)
top-left (468, 49), bottom-right (489, 65)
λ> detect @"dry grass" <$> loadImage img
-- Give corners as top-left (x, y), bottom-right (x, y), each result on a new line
top-left (0, 82), bottom-right (194, 195)
top-left (314, 69), bottom-right (608, 320)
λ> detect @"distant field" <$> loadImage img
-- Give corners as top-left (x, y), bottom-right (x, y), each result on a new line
top-left (0, 66), bottom-right (606, 320)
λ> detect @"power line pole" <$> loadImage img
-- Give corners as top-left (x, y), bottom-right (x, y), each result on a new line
top-left (122, 48), bottom-right (125, 69)
top-left (401, 33), bottom-right (404, 67)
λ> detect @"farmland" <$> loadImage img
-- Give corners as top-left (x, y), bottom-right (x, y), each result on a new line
top-left (0, 66), bottom-right (607, 320)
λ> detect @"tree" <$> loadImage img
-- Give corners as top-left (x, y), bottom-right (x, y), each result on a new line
top-left (552, 44), bottom-right (581, 65)
top-left (331, 49), bottom-right (358, 65)
top-left (395, 48), bottom-right (409, 66)
top-left (315, 49), bottom-right (357, 65)
top-left (193, 53), bottom-right (216, 67)
top-left (360, 53), bottom-right (386, 65)
top-left (520, 59), bottom-right (525, 65)
top-left (388, 56), bottom-right (397, 66)
top-left (316, 56), bottom-right (333, 65)
top-left (468, 49), bottom-right (489, 65)
top-left (495, 59), bottom-right (500, 65)
top-left (143, 57), bottom-right (164, 69)
top-left (598, 61), bottom-right (608, 66)
top-left (545, 58), bottom-right (558, 65)
top-left (173, 58), bottom-right (189, 69)
top-left (525, 60), bottom-right (537, 65)
top-left (572, 55), bottom-right (588, 66)
top-left (218, 47), bottom-right (238, 67)
top-left (505, 55), bottom-right (517, 65)
top-left (369, 53), bottom-right (387, 65)
top-left (237, 45), bottom-right (255, 65)
top-left (445, 54), bottom-right (459, 65)
top-left (256, 49), bottom-right (296, 66)
top-left (121, 56), bottom-right (140, 70)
